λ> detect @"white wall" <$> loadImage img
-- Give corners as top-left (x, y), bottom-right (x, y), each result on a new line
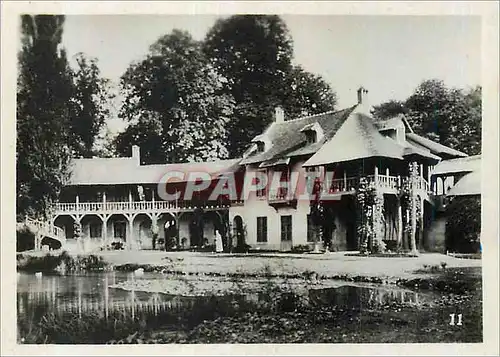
top-left (229, 160), bottom-right (312, 251)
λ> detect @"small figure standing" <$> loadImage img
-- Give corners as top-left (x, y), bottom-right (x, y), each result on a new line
top-left (215, 230), bottom-right (223, 253)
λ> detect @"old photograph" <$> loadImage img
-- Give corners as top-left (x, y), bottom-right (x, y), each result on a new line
top-left (2, 1), bottom-right (499, 355)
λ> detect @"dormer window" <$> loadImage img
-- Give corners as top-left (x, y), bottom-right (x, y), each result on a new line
top-left (305, 131), bottom-right (317, 144)
top-left (250, 134), bottom-right (271, 155)
top-left (300, 122), bottom-right (324, 145)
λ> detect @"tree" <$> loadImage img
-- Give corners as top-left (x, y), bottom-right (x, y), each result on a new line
top-left (282, 66), bottom-right (337, 119)
top-left (203, 15), bottom-right (337, 157)
top-left (445, 196), bottom-right (481, 253)
top-left (17, 15), bottom-right (73, 219)
top-left (203, 15), bottom-right (294, 104)
top-left (69, 53), bottom-right (114, 158)
top-left (116, 30), bottom-right (234, 164)
top-left (371, 100), bottom-right (407, 121)
top-left (372, 79), bottom-right (481, 155)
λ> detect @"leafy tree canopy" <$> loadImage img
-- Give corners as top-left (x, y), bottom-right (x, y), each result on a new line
top-left (203, 15), bottom-right (337, 157)
top-left (69, 53), bottom-right (114, 158)
top-left (372, 79), bottom-right (481, 155)
top-left (116, 30), bottom-right (235, 164)
top-left (17, 15), bottom-right (73, 218)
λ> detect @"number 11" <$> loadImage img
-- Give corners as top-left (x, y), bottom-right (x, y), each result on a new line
top-left (449, 313), bottom-right (463, 326)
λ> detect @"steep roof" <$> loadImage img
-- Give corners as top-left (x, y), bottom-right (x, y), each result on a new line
top-left (240, 106), bottom-right (357, 166)
top-left (406, 133), bottom-right (467, 158)
top-left (68, 157), bottom-right (242, 186)
top-left (303, 113), bottom-right (405, 167)
top-left (447, 170), bottom-right (481, 196)
top-left (432, 155), bottom-right (481, 176)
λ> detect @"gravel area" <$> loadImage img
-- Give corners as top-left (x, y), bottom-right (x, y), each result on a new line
top-left (97, 250), bottom-right (482, 281)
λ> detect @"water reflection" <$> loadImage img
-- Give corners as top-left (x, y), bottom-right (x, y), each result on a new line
top-left (17, 272), bottom-right (425, 324)
top-left (309, 285), bottom-right (420, 309)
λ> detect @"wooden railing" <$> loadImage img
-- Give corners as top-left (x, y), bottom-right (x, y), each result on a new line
top-left (53, 200), bottom-right (231, 215)
top-left (376, 175), bottom-right (399, 191)
top-left (25, 217), bottom-right (66, 243)
top-left (415, 176), bottom-right (430, 192)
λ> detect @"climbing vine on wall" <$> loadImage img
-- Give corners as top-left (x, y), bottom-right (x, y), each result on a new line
top-left (401, 162), bottom-right (422, 252)
top-left (356, 176), bottom-right (387, 254)
top-left (372, 189), bottom-right (386, 253)
top-left (309, 200), bottom-right (325, 247)
top-left (356, 177), bottom-right (374, 253)
top-left (73, 220), bottom-right (83, 250)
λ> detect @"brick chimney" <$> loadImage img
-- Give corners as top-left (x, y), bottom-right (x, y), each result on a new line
top-left (275, 106), bottom-right (285, 123)
top-left (357, 86), bottom-right (369, 105)
top-left (132, 145), bottom-right (140, 165)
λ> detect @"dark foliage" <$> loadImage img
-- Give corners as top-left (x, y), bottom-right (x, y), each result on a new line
top-left (68, 53), bottom-right (113, 158)
top-left (16, 251), bottom-right (108, 273)
top-left (17, 226), bottom-right (35, 252)
top-left (203, 15), bottom-right (337, 157)
top-left (17, 15), bottom-right (73, 219)
top-left (372, 80), bottom-right (481, 155)
top-left (116, 30), bottom-right (234, 164)
top-left (445, 196), bottom-right (481, 253)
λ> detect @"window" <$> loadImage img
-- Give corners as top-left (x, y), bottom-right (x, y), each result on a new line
top-left (255, 170), bottom-right (267, 198)
top-left (277, 170), bottom-right (289, 199)
top-left (90, 222), bottom-right (102, 238)
top-left (281, 215), bottom-right (292, 242)
top-left (256, 141), bottom-right (265, 153)
top-left (257, 217), bottom-right (268, 243)
top-left (305, 130), bottom-right (317, 144)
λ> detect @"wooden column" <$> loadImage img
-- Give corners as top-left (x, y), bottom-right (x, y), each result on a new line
top-left (102, 215), bottom-right (108, 250)
top-left (127, 215), bottom-right (134, 250)
top-left (419, 196), bottom-right (425, 251)
top-left (151, 214), bottom-right (159, 250)
top-left (410, 174), bottom-right (418, 254)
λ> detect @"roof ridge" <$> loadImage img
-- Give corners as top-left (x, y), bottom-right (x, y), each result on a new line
top-left (279, 105), bottom-right (356, 124)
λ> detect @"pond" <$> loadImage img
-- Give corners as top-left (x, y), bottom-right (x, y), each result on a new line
top-left (17, 271), bottom-right (432, 324)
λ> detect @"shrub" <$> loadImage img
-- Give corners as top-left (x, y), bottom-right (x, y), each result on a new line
top-left (445, 196), bottom-right (481, 253)
top-left (17, 252), bottom-right (108, 273)
top-left (111, 242), bottom-right (124, 250)
top-left (17, 225), bottom-right (35, 252)
top-left (233, 243), bottom-right (251, 253)
top-left (165, 235), bottom-right (177, 251)
top-left (291, 244), bottom-right (311, 254)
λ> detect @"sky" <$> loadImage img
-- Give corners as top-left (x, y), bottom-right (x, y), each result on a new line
top-left (61, 15), bottom-right (481, 133)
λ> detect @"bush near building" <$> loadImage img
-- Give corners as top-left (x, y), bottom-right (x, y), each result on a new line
top-left (445, 196), bottom-right (481, 253)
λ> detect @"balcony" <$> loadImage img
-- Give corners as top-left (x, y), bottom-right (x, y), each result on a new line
top-left (322, 174), bottom-right (431, 197)
top-left (325, 174), bottom-right (399, 195)
top-left (327, 177), bottom-right (358, 194)
top-left (53, 200), bottom-right (231, 217)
